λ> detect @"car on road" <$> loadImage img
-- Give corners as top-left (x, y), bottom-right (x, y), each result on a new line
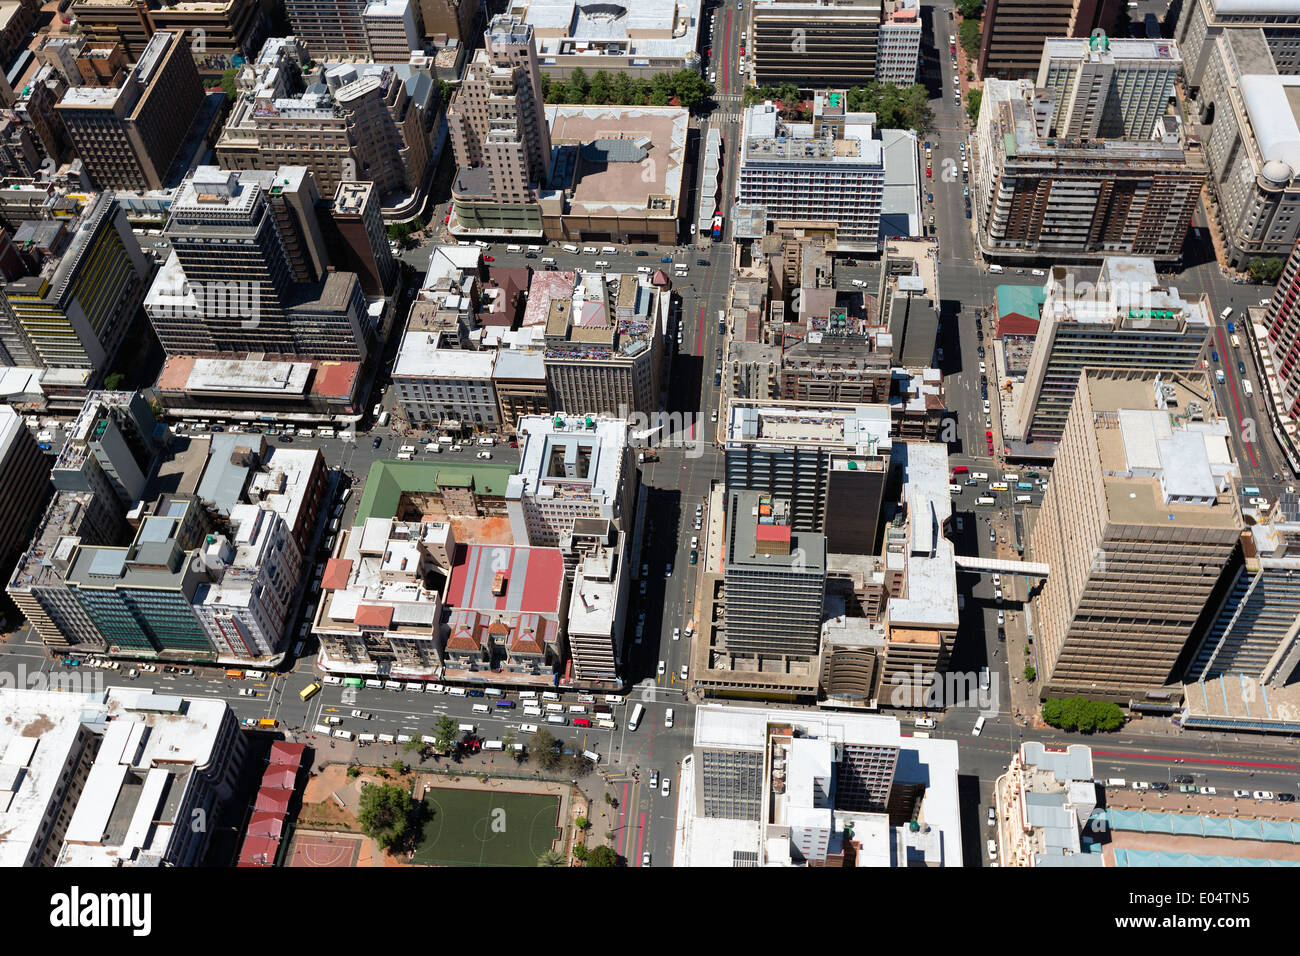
top-left (1151, 782), bottom-right (1169, 791)
top-left (660, 256), bottom-right (672, 263)
top-left (1277, 793), bottom-right (1296, 802)
top-left (1254, 790), bottom-right (1276, 800)
top-left (657, 660), bottom-right (666, 675)
top-left (1173, 774), bottom-right (1193, 784)
top-left (664, 563), bottom-right (673, 577)
top-left (987, 807), bottom-right (996, 826)
top-left (665, 708), bottom-right (675, 728)
top-left (649, 770), bottom-right (659, 788)
top-left (483, 255), bottom-right (494, 262)
top-left (238, 688), bottom-right (257, 696)
top-left (987, 839), bottom-right (997, 860)
top-left (451, 444), bottom-right (463, 452)
top-left (662, 778), bottom-right (671, 796)
top-left (673, 627), bottom-right (681, 641)
top-left (1031, 269), bottom-right (1045, 276)
top-left (1200, 787), bottom-right (1217, 795)
top-left (351, 710), bottom-right (372, 719)
top-left (476, 451), bottom-right (492, 460)
top-left (1238, 361), bottom-right (1247, 375)
top-left (996, 610), bottom-right (1005, 626)
top-left (1233, 789), bottom-right (1252, 798)
top-left (642, 852), bottom-right (651, 867)
top-left (697, 258), bottom-right (710, 266)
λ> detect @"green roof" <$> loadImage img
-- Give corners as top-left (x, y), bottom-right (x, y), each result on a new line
top-left (995, 284), bottom-right (1047, 323)
top-left (353, 459), bottom-right (520, 525)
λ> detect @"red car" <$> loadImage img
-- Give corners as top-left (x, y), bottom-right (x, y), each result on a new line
top-left (443, 213), bottom-right (450, 224)
top-left (926, 167), bottom-right (932, 178)
top-left (739, 45), bottom-right (745, 56)
top-left (706, 47), bottom-right (711, 57)
top-left (986, 430), bottom-right (993, 438)
top-left (483, 255), bottom-right (495, 262)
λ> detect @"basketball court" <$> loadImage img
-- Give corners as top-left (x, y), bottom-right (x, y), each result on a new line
top-left (412, 786), bottom-right (561, 867)
top-left (286, 830), bottom-right (364, 868)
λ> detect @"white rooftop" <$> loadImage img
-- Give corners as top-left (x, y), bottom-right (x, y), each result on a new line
top-left (887, 442), bottom-right (959, 629)
top-left (393, 331), bottom-right (497, 380)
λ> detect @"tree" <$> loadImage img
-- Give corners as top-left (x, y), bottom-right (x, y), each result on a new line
top-left (438, 80), bottom-right (455, 109)
top-left (955, 0), bottom-right (984, 18)
top-left (568, 66), bottom-right (590, 102)
top-left (1041, 697), bottom-right (1125, 733)
top-left (589, 69), bottom-right (612, 105)
top-left (587, 845), bottom-right (617, 867)
top-left (389, 758), bottom-right (409, 775)
top-left (433, 714), bottom-right (458, 753)
top-left (1264, 257), bottom-right (1285, 282)
top-left (531, 728), bottom-right (561, 770)
top-left (574, 815), bottom-right (590, 830)
top-left (572, 842), bottom-right (589, 861)
top-left (356, 783), bottom-right (414, 853)
top-left (966, 88), bottom-right (983, 126)
top-left (565, 752), bottom-right (592, 776)
top-left (1023, 665), bottom-right (1036, 682)
top-left (220, 67), bottom-right (239, 103)
top-left (103, 372), bottom-right (126, 390)
top-left (536, 850), bottom-right (566, 867)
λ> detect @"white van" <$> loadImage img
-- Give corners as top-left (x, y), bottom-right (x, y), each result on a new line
top-left (567, 704), bottom-right (587, 714)
top-left (458, 723), bottom-right (476, 734)
top-left (364, 679), bottom-right (383, 689)
top-left (915, 716), bottom-right (936, 729)
top-left (377, 411), bottom-right (390, 427)
top-left (396, 451), bottom-right (413, 460)
top-left (601, 246), bottom-right (617, 255)
top-left (400, 445), bottom-right (416, 454)
top-left (1243, 379), bottom-right (1254, 397)
top-left (314, 723), bottom-right (333, 735)
top-left (447, 686), bottom-right (467, 697)
top-left (484, 740), bottom-right (504, 750)
top-left (520, 723), bottom-right (539, 734)
top-left (596, 718), bottom-right (617, 730)
top-left (1107, 778), bottom-right (1127, 788)
top-left (972, 472), bottom-right (989, 482)
top-left (296, 428), bottom-right (314, 438)
top-left (988, 264), bottom-right (1004, 274)
top-left (545, 702), bottom-right (564, 714)
top-left (562, 244), bottom-right (579, 253)
top-left (541, 257), bottom-right (557, 265)
top-left (523, 706), bottom-right (543, 717)
top-left (477, 436), bottom-right (495, 445)
top-left (1220, 306), bottom-right (1234, 321)
top-left (378, 733), bottom-right (396, 744)
top-left (972, 714), bottom-right (986, 736)
top-left (472, 703), bottom-right (490, 714)
top-left (506, 244), bottom-right (522, 252)
top-left (582, 246), bottom-right (598, 255)
top-left (542, 691), bottom-right (560, 702)
top-left (546, 714), bottom-right (567, 725)
top-left (332, 729), bottom-right (354, 740)
top-left (519, 691), bottom-right (538, 700)
top-left (1016, 494), bottom-right (1032, 503)
top-left (582, 750), bottom-right (601, 763)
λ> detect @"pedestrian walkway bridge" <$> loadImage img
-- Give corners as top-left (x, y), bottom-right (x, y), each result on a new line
top-left (954, 555), bottom-right (1050, 577)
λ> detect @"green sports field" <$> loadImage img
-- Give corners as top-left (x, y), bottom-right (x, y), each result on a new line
top-left (413, 786), bottom-right (561, 867)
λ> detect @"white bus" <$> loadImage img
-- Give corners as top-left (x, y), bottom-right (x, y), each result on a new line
top-left (972, 472), bottom-right (989, 482)
top-left (989, 482), bottom-right (1009, 492)
top-left (628, 703), bottom-right (645, 730)
top-left (976, 496), bottom-right (997, 506)
top-left (1015, 494), bottom-right (1032, 504)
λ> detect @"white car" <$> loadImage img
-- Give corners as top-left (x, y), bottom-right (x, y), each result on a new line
top-left (1201, 786), bottom-right (1217, 795)
top-left (997, 610), bottom-right (1005, 626)
top-left (673, 627), bottom-right (681, 641)
top-left (994, 589), bottom-right (1003, 604)
top-left (690, 224), bottom-right (697, 235)
top-left (992, 574), bottom-right (1001, 587)
top-left (351, 709), bottom-right (372, 719)
top-left (1233, 789), bottom-right (1251, 798)
top-left (979, 362), bottom-right (986, 373)
top-left (1031, 269), bottom-right (1046, 277)
top-left (665, 708), bottom-right (675, 728)
top-left (476, 451), bottom-right (492, 460)
top-left (680, 665), bottom-right (689, 681)
top-left (1260, 298), bottom-right (1272, 307)
top-left (657, 660), bottom-right (666, 676)
top-left (987, 839), bottom-right (997, 859)
top-left (662, 778), bottom-right (671, 796)
top-left (1254, 790), bottom-right (1276, 800)
top-left (642, 851), bottom-right (652, 866)
top-left (238, 687), bottom-right (257, 697)
top-left (649, 770), bottom-right (659, 788)
top-left (451, 444), bottom-right (464, 452)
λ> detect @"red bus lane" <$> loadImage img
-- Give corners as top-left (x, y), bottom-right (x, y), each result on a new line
top-left (615, 781), bottom-right (631, 857)
top-left (1216, 326), bottom-right (1259, 469)
top-left (635, 810), bottom-right (647, 865)
top-left (1093, 749), bottom-right (1298, 771)
top-left (721, 12), bottom-right (732, 95)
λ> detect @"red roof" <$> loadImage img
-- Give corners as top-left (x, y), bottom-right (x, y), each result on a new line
top-left (310, 361), bottom-right (361, 398)
top-left (246, 810), bottom-right (287, 840)
top-left (260, 767), bottom-right (298, 791)
top-left (445, 544), bottom-right (565, 615)
top-left (321, 558), bottom-right (353, 590)
top-left (997, 314), bottom-right (1040, 338)
top-left (355, 604), bottom-right (395, 629)
top-left (268, 741), bottom-right (306, 768)
top-left (254, 788), bottom-right (292, 814)
top-left (237, 835), bottom-right (280, 867)
top-left (755, 524), bottom-right (792, 543)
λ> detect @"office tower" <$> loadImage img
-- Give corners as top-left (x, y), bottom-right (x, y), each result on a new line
top-left (750, 0), bottom-right (884, 87)
top-left (417, 0), bottom-right (479, 45)
top-left (0, 115), bottom-right (43, 179)
top-left (1176, 0), bottom-right (1300, 89)
top-left (503, 0), bottom-right (700, 79)
top-left (877, 0), bottom-right (922, 86)
top-left (216, 41), bottom-right (436, 199)
top-left (977, 0), bottom-right (1123, 79)
top-left (1, 195), bottom-right (151, 393)
top-left (364, 0), bottom-right (422, 61)
top-left (738, 94), bottom-right (887, 250)
top-left (285, 0), bottom-right (371, 58)
top-left (724, 491), bottom-right (827, 659)
top-left (52, 391), bottom-right (161, 508)
top-left (0, 405), bottom-right (51, 591)
top-left (1264, 237), bottom-right (1300, 419)
top-left (1036, 36), bottom-right (1181, 140)
top-left (1194, 30), bottom-right (1300, 270)
top-left (264, 167), bottom-right (329, 285)
top-left (392, 331), bottom-right (499, 428)
top-left (725, 402), bottom-right (891, 554)
top-left (15, 64), bottom-right (72, 164)
top-left (72, 0), bottom-right (264, 68)
top-left (541, 273), bottom-right (664, 417)
top-left (974, 79), bottom-right (1203, 260)
top-left (1029, 368), bottom-right (1243, 702)
top-left (507, 414), bottom-right (634, 548)
top-left (329, 181), bottom-right (398, 296)
top-left (1011, 258), bottom-right (1212, 447)
top-left (0, 0), bottom-right (41, 68)
top-left (56, 31), bottom-right (204, 190)
top-left (447, 15), bottom-right (552, 203)
top-left (567, 527), bottom-right (630, 684)
top-left (162, 167), bottom-right (294, 353)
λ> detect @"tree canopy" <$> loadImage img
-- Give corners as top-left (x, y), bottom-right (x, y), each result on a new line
top-left (357, 783), bottom-right (415, 852)
top-left (1041, 698), bottom-right (1126, 733)
top-left (541, 69), bottom-right (715, 112)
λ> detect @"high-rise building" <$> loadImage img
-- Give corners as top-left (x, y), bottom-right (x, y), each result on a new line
top-left (391, 331), bottom-right (499, 429)
top-left (877, 0), bottom-right (922, 86)
top-left (1028, 368), bottom-right (1243, 703)
top-left (1175, 0), bottom-right (1300, 89)
top-left (750, 0), bottom-right (884, 87)
top-left (447, 15), bottom-right (552, 204)
top-left (977, 0), bottom-right (1123, 79)
top-left (52, 391), bottom-right (161, 509)
top-left (0, 195), bottom-right (152, 398)
top-left (738, 94), bottom-right (887, 250)
top-left (56, 31), bottom-right (204, 190)
top-left (566, 527), bottom-right (630, 685)
top-left (1194, 29), bottom-right (1300, 270)
top-left (725, 401), bottom-right (891, 554)
top-left (72, 0), bottom-right (265, 72)
top-left (1036, 35), bottom-right (1181, 140)
top-left (364, 0), bottom-right (422, 61)
top-left (541, 272), bottom-right (665, 417)
top-left (328, 181), bottom-right (398, 296)
top-left (1011, 258), bottom-right (1212, 447)
top-left (974, 78), bottom-right (1203, 261)
top-left (416, 0), bottom-right (480, 48)
top-left (724, 491), bottom-right (827, 660)
top-left (507, 414), bottom-right (634, 548)
top-left (1263, 236), bottom-right (1300, 418)
top-left (217, 38), bottom-right (437, 199)
top-left (0, 405), bottom-right (51, 594)
top-left (284, 0), bottom-right (370, 57)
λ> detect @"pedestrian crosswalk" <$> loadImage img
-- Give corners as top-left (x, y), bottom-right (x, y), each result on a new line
top-left (710, 112), bottom-right (741, 124)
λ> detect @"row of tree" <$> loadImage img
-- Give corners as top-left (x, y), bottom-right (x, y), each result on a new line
top-left (540, 68), bottom-right (715, 112)
top-left (741, 82), bottom-right (932, 134)
top-left (1041, 697), bottom-right (1126, 733)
